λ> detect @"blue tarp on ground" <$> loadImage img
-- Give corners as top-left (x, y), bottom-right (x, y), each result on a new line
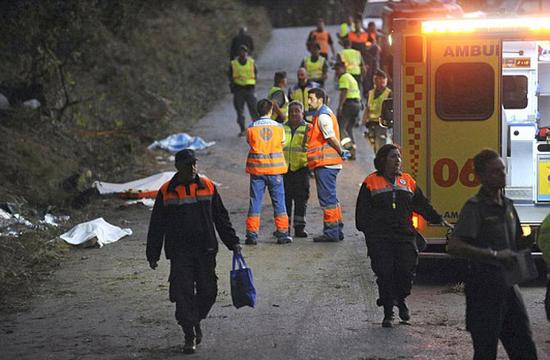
top-left (148, 133), bottom-right (215, 154)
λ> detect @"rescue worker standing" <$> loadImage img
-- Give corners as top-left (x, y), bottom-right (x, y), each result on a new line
top-left (230, 26), bottom-right (254, 60)
top-left (146, 149), bottom-right (241, 354)
top-left (300, 43), bottom-right (328, 88)
top-left (337, 15), bottom-right (355, 46)
top-left (229, 45), bottom-right (258, 136)
top-left (337, 39), bottom-right (365, 92)
top-left (356, 144), bottom-right (450, 328)
top-left (288, 68), bottom-right (320, 122)
top-left (283, 101), bottom-right (311, 238)
top-left (335, 61), bottom-right (361, 160)
top-left (448, 149), bottom-right (538, 360)
top-left (306, 18), bottom-right (336, 59)
top-left (307, 88), bottom-right (350, 242)
top-left (364, 69), bottom-right (392, 153)
top-left (267, 71), bottom-right (289, 123)
top-left (245, 99), bottom-right (292, 245)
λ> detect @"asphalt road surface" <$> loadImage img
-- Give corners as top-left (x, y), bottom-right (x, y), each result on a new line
top-left (1, 26), bottom-right (548, 360)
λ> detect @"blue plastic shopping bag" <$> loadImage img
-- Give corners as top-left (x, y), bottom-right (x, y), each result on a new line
top-left (230, 253), bottom-right (256, 308)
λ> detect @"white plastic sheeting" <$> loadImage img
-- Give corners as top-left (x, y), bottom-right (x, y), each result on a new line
top-left (148, 132), bottom-right (215, 154)
top-left (92, 171), bottom-right (175, 196)
top-left (60, 218), bottom-right (132, 247)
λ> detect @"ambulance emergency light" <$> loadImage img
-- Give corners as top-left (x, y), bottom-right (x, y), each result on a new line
top-left (422, 17), bottom-right (550, 34)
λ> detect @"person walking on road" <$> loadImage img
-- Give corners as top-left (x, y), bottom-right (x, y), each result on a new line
top-left (364, 69), bottom-right (392, 153)
top-left (245, 99), bottom-right (292, 245)
top-left (307, 88), bottom-right (350, 243)
top-left (300, 43), bottom-right (328, 88)
top-left (448, 148), bottom-right (538, 360)
top-left (306, 18), bottom-right (336, 60)
top-left (337, 15), bottom-right (355, 47)
top-left (146, 149), bottom-right (242, 355)
top-left (229, 45), bottom-right (258, 136)
top-left (334, 61), bottom-right (361, 160)
top-left (230, 26), bottom-right (254, 60)
top-left (356, 144), bottom-right (450, 328)
top-left (283, 101), bottom-right (311, 238)
top-left (267, 71), bottom-right (289, 123)
top-left (337, 39), bottom-right (365, 93)
top-left (288, 67), bottom-right (320, 122)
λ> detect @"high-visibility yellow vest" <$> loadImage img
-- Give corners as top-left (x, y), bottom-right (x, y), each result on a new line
top-left (339, 48), bottom-right (361, 76)
top-left (283, 122), bottom-right (309, 172)
top-left (367, 87), bottom-right (392, 122)
top-left (303, 56), bottom-right (326, 82)
top-left (231, 58), bottom-right (256, 86)
top-left (339, 22), bottom-right (356, 37)
top-left (267, 86), bottom-right (289, 122)
top-left (339, 73), bottom-right (360, 100)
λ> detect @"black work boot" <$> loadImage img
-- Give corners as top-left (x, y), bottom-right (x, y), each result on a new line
top-left (397, 299), bottom-right (410, 322)
top-left (181, 326), bottom-right (196, 354)
top-left (382, 305), bottom-right (394, 328)
top-left (294, 227), bottom-right (308, 238)
top-left (195, 323), bottom-right (203, 345)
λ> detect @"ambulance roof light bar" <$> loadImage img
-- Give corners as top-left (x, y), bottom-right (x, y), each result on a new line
top-left (422, 17), bottom-right (550, 34)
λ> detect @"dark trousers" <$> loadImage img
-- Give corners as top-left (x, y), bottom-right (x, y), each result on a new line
top-left (233, 86), bottom-right (258, 132)
top-left (368, 239), bottom-right (418, 307)
top-left (169, 255), bottom-right (218, 337)
top-left (339, 99), bottom-right (361, 144)
top-left (283, 167), bottom-right (310, 229)
top-left (466, 283), bottom-right (538, 360)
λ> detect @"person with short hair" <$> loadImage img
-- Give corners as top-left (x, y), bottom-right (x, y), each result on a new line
top-left (356, 144), bottom-right (450, 328)
top-left (229, 45), bottom-right (258, 136)
top-left (283, 101), bottom-right (311, 238)
top-left (449, 148), bottom-right (538, 360)
top-left (364, 69), bottom-right (392, 152)
top-left (267, 71), bottom-right (289, 123)
top-left (245, 99), bottom-right (292, 245)
top-left (288, 67), bottom-right (320, 122)
top-left (307, 88), bottom-right (350, 242)
top-left (300, 43), bottom-right (328, 88)
top-left (337, 38), bottom-right (365, 90)
top-left (146, 149), bottom-right (241, 354)
top-left (230, 26), bottom-right (254, 60)
top-left (334, 61), bottom-right (361, 160)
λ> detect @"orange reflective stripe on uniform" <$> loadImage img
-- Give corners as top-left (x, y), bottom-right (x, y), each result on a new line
top-left (364, 172), bottom-right (417, 195)
top-left (274, 214), bottom-right (289, 232)
top-left (246, 214), bottom-right (261, 233)
top-left (307, 105), bottom-right (343, 169)
top-left (160, 176), bottom-right (215, 206)
top-left (323, 203), bottom-right (342, 228)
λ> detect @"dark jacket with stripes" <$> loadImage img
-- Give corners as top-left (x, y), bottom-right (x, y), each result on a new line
top-left (355, 171), bottom-right (443, 241)
top-left (146, 174), bottom-right (239, 262)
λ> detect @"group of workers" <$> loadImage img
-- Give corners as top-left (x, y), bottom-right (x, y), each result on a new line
top-left (145, 22), bottom-right (550, 360)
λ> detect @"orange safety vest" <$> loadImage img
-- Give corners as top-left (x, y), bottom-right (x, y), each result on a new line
top-left (310, 31), bottom-right (330, 54)
top-left (307, 105), bottom-right (343, 169)
top-left (348, 31), bottom-right (369, 48)
top-left (363, 172), bottom-right (417, 197)
top-left (159, 175), bottom-right (215, 205)
top-left (246, 117), bottom-right (288, 175)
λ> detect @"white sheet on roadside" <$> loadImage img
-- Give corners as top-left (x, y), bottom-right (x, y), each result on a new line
top-left (60, 218), bottom-right (132, 247)
top-left (148, 132), bottom-right (215, 154)
top-left (92, 171), bottom-right (176, 195)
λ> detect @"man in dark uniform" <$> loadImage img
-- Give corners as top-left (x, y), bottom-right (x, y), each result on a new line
top-left (147, 149), bottom-right (241, 354)
top-left (449, 148), bottom-right (538, 360)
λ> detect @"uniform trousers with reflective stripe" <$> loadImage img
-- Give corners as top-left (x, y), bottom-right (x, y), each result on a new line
top-left (314, 167), bottom-right (343, 240)
top-left (339, 99), bottom-right (361, 144)
top-left (283, 167), bottom-right (310, 230)
top-left (368, 238), bottom-right (417, 308)
top-left (246, 174), bottom-right (289, 240)
top-left (169, 254), bottom-right (217, 338)
top-left (465, 280), bottom-right (538, 360)
top-left (233, 86), bottom-right (258, 132)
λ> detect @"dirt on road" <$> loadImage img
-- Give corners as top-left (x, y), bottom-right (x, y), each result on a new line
top-left (1, 26), bottom-right (549, 360)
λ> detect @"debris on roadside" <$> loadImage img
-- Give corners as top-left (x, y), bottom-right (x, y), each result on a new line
top-left (59, 217), bottom-right (132, 248)
top-left (93, 171), bottom-right (175, 199)
top-left (124, 199), bottom-right (155, 208)
top-left (147, 132), bottom-right (215, 154)
top-left (40, 214), bottom-right (70, 227)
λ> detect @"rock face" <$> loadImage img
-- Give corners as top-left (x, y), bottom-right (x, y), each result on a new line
top-left (0, 93), bottom-right (9, 109)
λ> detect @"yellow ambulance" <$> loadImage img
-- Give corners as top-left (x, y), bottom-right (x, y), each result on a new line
top-left (390, 16), bottom-right (550, 256)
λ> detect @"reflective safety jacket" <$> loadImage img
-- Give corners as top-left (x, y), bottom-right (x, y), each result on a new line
top-left (339, 22), bottom-right (355, 38)
top-left (307, 105), bottom-right (343, 169)
top-left (231, 58), bottom-right (256, 86)
top-left (367, 87), bottom-right (392, 122)
top-left (283, 121), bottom-right (309, 172)
top-left (246, 117), bottom-right (288, 175)
top-left (355, 172), bottom-right (443, 240)
top-left (303, 56), bottom-right (326, 82)
top-left (146, 174), bottom-right (239, 261)
top-left (310, 31), bottom-right (330, 54)
top-left (288, 80), bottom-right (319, 107)
top-left (348, 31), bottom-right (369, 50)
top-left (339, 72), bottom-right (360, 100)
top-left (267, 86), bottom-right (289, 122)
top-left (339, 48), bottom-right (362, 76)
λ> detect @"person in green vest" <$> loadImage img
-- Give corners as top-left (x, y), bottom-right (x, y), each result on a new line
top-left (228, 45), bottom-right (258, 136)
top-left (287, 68), bottom-right (320, 123)
top-left (267, 71), bottom-right (289, 123)
top-left (283, 101), bottom-right (311, 238)
top-left (364, 69), bottom-right (392, 153)
top-left (537, 213), bottom-right (550, 321)
top-left (337, 15), bottom-right (355, 47)
top-left (337, 38), bottom-right (365, 93)
top-left (335, 61), bottom-right (361, 160)
top-left (300, 43), bottom-right (328, 88)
